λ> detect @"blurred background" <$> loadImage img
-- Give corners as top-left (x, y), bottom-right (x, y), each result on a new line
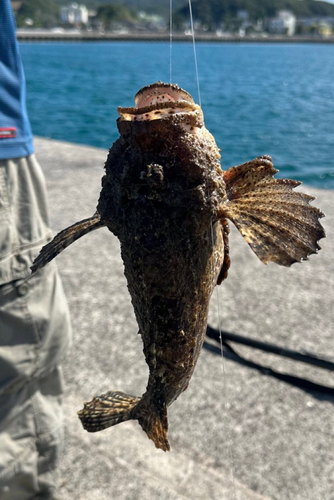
top-left (12, 0), bottom-right (334, 188)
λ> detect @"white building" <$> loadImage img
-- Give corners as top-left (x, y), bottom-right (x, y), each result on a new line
top-left (60, 3), bottom-right (88, 25)
top-left (269, 10), bottom-right (296, 36)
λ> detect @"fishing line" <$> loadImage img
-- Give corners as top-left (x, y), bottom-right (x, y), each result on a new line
top-left (186, 1), bottom-right (237, 497)
top-left (187, 0), bottom-right (201, 107)
top-left (210, 229), bottom-right (237, 499)
top-left (169, 0), bottom-right (173, 83)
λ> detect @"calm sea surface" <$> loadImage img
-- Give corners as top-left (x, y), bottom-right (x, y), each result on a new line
top-left (20, 42), bottom-right (334, 188)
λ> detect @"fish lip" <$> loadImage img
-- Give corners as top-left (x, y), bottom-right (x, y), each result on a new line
top-left (134, 81), bottom-right (195, 107)
top-left (117, 100), bottom-right (200, 118)
top-left (117, 82), bottom-right (203, 128)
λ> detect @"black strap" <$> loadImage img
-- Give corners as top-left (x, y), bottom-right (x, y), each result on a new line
top-left (205, 325), bottom-right (334, 397)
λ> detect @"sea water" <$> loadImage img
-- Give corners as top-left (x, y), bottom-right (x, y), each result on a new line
top-left (20, 42), bottom-right (334, 188)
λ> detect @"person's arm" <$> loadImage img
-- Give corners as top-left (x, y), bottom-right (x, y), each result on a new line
top-left (0, 0), bottom-right (34, 159)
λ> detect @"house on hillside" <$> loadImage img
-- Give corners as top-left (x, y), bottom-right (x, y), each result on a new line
top-left (60, 3), bottom-right (88, 25)
top-left (269, 10), bottom-right (296, 36)
top-left (297, 16), bottom-right (334, 36)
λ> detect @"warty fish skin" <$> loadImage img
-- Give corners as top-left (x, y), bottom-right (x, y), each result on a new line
top-left (31, 82), bottom-right (325, 451)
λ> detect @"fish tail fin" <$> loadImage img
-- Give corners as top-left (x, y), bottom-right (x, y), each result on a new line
top-left (78, 391), bottom-right (140, 431)
top-left (31, 212), bottom-right (104, 274)
top-left (219, 156), bottom-right (325, 266)
top-left (135, 402), bottom-right (170, 452)
top-left (78, 391), bottom-right (170, 452)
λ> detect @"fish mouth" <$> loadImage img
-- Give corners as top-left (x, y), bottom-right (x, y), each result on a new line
top-left (117, 82), bottom-right (202, 124)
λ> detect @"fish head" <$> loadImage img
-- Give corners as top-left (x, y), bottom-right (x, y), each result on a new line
top-left (117, 82), bottom-right (204, 140)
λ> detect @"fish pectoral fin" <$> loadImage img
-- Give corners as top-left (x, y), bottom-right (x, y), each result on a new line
top-left (78, 391), bottom-right (140, 432)
top-left (218, 156), bottom-right (325, 266)
top-left (31, 212), bottom-right (105, 274)
top-left (217, 219), bottom-right (231, 284)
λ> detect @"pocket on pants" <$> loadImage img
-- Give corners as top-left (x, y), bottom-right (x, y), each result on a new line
top-left (0, 265), bottom-right (71, 395)
top-left (0, 276), bottom-right (41, 394)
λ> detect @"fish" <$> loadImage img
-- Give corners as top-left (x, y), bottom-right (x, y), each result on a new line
top-left (31, 81), bottom-right (325, 452)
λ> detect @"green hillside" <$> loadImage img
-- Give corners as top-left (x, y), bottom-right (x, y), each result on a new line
top-left (53, 0), bottom-right (334, 19)
top-left (15, 0), bottom-right (334, 29)
top-left (175, 0), bottom-right (334, 28)
top-left (16, 0), bottom-right (59, 28)
top-left (54, 0), bottom-right (170, 17)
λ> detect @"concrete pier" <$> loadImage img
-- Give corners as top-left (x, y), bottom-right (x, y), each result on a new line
top-left (17, 30), bottom-right (334, 44)
top-left (34, 137), bottom-right (333, 500)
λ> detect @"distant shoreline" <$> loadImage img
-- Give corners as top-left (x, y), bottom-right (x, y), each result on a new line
top-left (17, 31), bottom-right (334, 43)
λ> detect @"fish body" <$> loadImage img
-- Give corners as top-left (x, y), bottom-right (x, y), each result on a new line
top-left (31, 82), bottom-right (325, 451)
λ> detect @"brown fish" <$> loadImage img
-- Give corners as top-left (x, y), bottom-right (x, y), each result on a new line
top-left (31, 82), bottom-right (325, 452)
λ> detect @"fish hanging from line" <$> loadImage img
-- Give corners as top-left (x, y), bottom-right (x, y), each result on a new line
top-left (31, 82), bottom-right (325, 452)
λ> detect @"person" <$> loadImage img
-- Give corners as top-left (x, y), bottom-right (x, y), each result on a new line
top-left (0, 1), bottom-right (72, 498)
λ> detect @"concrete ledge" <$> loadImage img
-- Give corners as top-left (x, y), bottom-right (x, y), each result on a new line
top-left (34, 137), bottom-right (333, 500)
top-left (17, 31), bottom-right (334, 44)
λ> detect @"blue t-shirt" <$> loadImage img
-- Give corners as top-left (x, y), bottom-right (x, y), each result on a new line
top-left (0, 0), bottom-right (34, 159)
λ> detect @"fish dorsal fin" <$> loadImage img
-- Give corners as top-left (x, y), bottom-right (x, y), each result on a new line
top-left (219, 156), bottom-right (325, 267)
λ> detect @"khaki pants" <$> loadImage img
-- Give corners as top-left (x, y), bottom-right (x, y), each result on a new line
top-left (0, 155), bottom-right (71, 499)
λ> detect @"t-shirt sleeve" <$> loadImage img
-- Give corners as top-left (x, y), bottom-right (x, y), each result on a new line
top-left (0, 0), bottom-right (34, 159)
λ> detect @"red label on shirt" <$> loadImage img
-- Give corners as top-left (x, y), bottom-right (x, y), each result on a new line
top-left (0, 127), bottom-right (16, 138)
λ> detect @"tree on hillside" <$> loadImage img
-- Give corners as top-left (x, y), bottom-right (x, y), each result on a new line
top-left (95, 4), bottom-right (137, 24)
top-left (54, 0), bottom-right (170, 18)
top-left (16, 0), bottom-right (59, 28)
